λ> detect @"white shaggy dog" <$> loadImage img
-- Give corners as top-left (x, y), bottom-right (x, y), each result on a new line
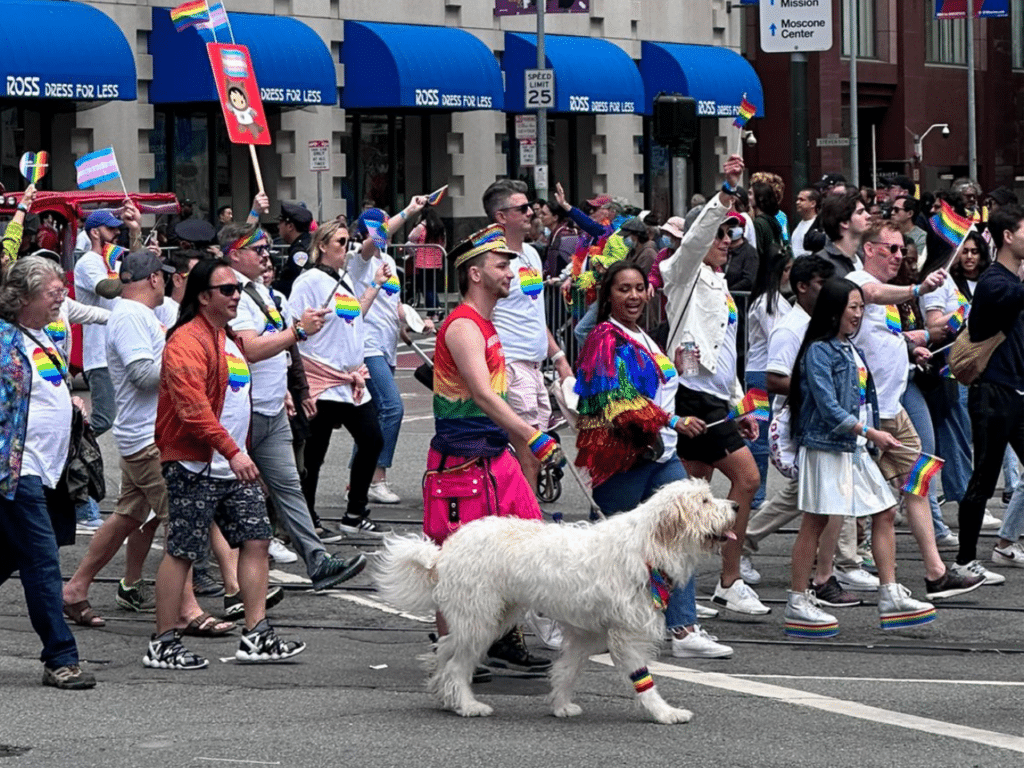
top-left (374, 478), bottom-right (736, 724)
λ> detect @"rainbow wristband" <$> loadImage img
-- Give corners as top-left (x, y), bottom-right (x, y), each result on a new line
top-left (669, 416), bottom-right (681, 430)
top-left (629, 667), bottom-right (655, 694)
top-left (528, 430), bottom-right (558, 463)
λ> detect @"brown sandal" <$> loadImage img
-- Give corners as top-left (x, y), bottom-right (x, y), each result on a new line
top-left (181, 612), bottom-right (236, 637)
top-left (63, 600), bottom-right (106, 628)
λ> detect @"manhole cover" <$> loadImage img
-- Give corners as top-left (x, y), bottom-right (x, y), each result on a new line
top-left (0, 745), bottom-right (31, 758)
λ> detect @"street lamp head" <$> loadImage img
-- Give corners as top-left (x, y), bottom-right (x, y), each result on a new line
top-left (744, 130), bottom-right (757, 147)
top-left (941, 125), bottom-right (951, 138)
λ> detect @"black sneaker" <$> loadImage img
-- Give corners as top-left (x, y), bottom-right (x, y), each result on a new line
top-left (810, 576), bottom-right (862, 608)
top-left (235, 619), bottom-right (306, 662)
top-left (143, 632), bottom-right (208, 670)
top-left (116, 579), bottom-right (155, 612)
top-left (42, 664), bottom-right (97, 689)
top-left (485, 627), bottom-right (553, 672)
top-left (338, 515), bottom-right (387, 540)
top-left (223, 585), bottom-right (285, 619)
top-left (192, 568), bottom-right (225, 597)
top-left (925, 567), bottom-right (985, 600)
top-left (315, 523), bottom-right (344, 544)
top-left (311, 553), bottom-right (367, 591)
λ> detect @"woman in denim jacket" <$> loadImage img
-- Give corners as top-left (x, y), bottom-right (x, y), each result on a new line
top-left (785, 278), bottom-right (937, 638)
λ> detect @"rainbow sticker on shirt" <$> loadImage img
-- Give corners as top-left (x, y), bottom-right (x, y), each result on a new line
top-left (380, 275), bottom-right (401, 296)
top-left (884, 305), bottom-right (902, 336)
top-left (334, 293), bottom-right (360, 323)
top-left (45, 319), bottom-right (67, 345)
top-left (32, 347), bottom-right (66, 386)
top-left (652, 351), bottom-right (677, 381)
top-left (725, 293), bottom-right (738, 326)
top-left (858, 366), bottom-right (868, 406)
top-left (519, 267), bottom-right (543, 300)
top-left (225, 353), bottom-right (250, 392)
top-left (264, 305), bottom-right (284, 333)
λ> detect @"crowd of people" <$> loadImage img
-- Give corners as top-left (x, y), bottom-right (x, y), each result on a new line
top-left (2, 157), bottom-right (1023, 691)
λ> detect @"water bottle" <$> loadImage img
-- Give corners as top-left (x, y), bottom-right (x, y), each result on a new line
top-left (677, 331), bottom-right (699, 377)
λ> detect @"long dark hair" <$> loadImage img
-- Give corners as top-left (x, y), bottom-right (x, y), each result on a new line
top-left (749, 251), bottom-right (791, 317)
top-left (788, 278), bottom-right (863, 429)
top-left (949, 230), bottom-right (991, 289)
top-left (596, 260), bottom-right (648, 323)
top-left (167, 257), bottom-right (232, 339)
top-left (417, 206), bottom-right (446, 243)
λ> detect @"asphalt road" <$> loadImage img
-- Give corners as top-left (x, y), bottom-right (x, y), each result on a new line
top-left (1, 343), bottom-right (1023, 767)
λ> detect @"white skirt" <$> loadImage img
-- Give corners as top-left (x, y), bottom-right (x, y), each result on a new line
top-left (797, 445), bottom-right (896, 518)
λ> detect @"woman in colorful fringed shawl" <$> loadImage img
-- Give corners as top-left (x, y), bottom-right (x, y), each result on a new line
top-left (573, 261), bottom-right (733, 659)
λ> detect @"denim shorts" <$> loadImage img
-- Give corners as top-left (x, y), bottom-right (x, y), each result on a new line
top-left (163, 462), bottom-right (271, 560)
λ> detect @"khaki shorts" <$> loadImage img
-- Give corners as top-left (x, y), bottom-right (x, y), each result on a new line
top-left (505, 359), bottom-right (552, 431)
top-left (876, 408), bottom-right (923, 482)
top-left (115, 444), bottom-right (168, 523)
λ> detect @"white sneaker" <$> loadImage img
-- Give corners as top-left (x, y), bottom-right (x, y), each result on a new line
top-left (935, 532), bottom-right (960, 551)
top-left (268, 538), bottom-right (298, 564)
top-left (367, 481), bottom-right (401, 505)
top-left (671, 626), bottom-right (733, 658)
top-left (784, 590), bottom-right (838, 639)
top-left (982, 510), bottom-right (1002, 529)
top-left (739, 556), bottom-right (762, 586)
top-left (992, 541), bottom-right (1024, 568)
top-left (835, 567), bottom-right (880, 592)
top-left (950, 559), bottom-right (1006, 586)
top-left (878, 583), bottom-right (936, 630)
top-left (712, 578), bottom-right (770, 615)
top-left (696, 603), bottom-right (719, 619)
top-left (524, 610), bottom-right (563, 650)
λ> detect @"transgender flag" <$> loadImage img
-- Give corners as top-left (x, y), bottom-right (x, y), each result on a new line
top-left (221, 49), bottom-right (248, 79)
top-left (75, 148), bottom-right (121, 189)
top-left (196, 3), bottom-right (229, 42)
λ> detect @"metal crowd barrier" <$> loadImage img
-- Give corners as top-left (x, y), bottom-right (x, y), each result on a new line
top-left (388, 243), bottom-right (450, 317)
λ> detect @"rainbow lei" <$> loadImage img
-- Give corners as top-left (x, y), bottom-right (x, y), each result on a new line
top-left (884, 305), bottom-right (902, 336)
top-left (648, 566), bottom-right (672, 612)
top-left (725, 292), bottom-right (738, 326)
top-left (857, 366), bottom-right (868, 407)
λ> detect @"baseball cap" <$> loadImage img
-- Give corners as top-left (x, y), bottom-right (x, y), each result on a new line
top-left (95, 251), bottom-right (176, 299)
top-left (84, 210), bottom-right (122, 232)
top-left (661, 217), bottom-right (686, 240)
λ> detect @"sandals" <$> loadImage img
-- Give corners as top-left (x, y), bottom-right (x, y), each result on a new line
top-left (63, 600), bottom-right (106, 628)
top-left (181, 612), bottom-right (236, 637)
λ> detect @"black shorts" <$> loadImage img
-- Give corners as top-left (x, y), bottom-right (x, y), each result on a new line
top-left (675, 386), bottom-right (746, 464)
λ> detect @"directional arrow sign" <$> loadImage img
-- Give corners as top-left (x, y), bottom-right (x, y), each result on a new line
top-left (759, 0), bottom-right (834, 54)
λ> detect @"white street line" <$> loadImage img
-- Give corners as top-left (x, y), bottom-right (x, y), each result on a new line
top-left (327, 591), bottom-right (432, 623)
top-left (268, 569), bottom-right (311, 585)
top-left (591, 657), bottom-right (1024, 754)
top-left (194, 758), bottom-right (282, 765)
top-left (401, 414), bottom-right (434, 422)
top-left (735, 674), bottom-right (1024, 687)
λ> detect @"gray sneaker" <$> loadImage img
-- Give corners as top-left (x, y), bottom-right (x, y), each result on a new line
top-left (42, 664), bottom-right (97, 689)
top-left (116, 579), bottom-right (156, 612)
top-left (311, 553), bottom-right (367, 591)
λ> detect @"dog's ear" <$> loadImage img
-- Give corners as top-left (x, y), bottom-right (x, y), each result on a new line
top-left (654, 496), bottom-right (692, 548)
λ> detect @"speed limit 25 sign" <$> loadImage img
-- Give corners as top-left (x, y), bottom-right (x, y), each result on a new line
top-left (525, 69), bottom-right (554, 110)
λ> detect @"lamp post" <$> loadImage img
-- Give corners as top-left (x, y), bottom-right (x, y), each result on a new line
top-left (908, 123), bottom-right (950, 188)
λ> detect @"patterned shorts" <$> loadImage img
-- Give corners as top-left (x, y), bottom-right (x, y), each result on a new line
top-left (162, 462), bottom-right (271, 561)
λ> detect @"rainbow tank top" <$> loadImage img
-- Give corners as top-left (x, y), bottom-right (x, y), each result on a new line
top-left (432, 304), bottom-right (509, 457)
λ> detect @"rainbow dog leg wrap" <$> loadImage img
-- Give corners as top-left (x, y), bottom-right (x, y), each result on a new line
top-left (629, 667), bottom-right (655, 695)
top-left (879, 607), bottom-right (937, 631)
top-left (528, 430), bottom-right (558, 463)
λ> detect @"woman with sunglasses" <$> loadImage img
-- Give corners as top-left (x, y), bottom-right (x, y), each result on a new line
top-left (287, 218), bottom-right (391, 540)
top-left (661, 154), bottom-right (770, 617)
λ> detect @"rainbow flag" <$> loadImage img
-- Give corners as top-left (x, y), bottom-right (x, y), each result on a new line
top-left (946, 304), bottom-right (969, 335)
top-left (426, 185), bottom-right (448, 206)
top-left (901, 453), bottom-right (945, 497)
top-left (732, 95), bottom-right (757, 129)
top-left (930, 200), bottom-right (973, 248)
top-left (19, 151), bottom-right (48, 184)
top-left (170, 0), bottom-right (209, 31)
top-left (728, 388), bottom-right (770, 422)
top-left (102, 242), bottom-right (126, 275)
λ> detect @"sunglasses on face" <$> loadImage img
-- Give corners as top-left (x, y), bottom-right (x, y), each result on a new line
top-left (208, 282), bottom-right (243, 297)
top-left (499, 203), bottom-right (532, 215)
top-left (252, 244), bottom-right (270, 256)
top-left (335, 237), bottom-right (349, 247)
top-left (716, 228), bottom-right (730, 241)
top-left (871, 242), bottom-right (908, 256)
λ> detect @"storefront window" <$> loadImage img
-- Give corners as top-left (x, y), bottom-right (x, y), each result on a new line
top-left (150, 108), bottom-right (232, 223)
top-left (925, 9), bottom-right (968, 64)
top-left (1013, 0), bottom-right (1024, 70)
top-left (345, 114), bottom-right (405, 219)
top-left (173, 113), bottom-right (210, 221)
top-left (0, 106), bottom-right (53, 193)
top-left (841, 0), bottom-right (877, 59)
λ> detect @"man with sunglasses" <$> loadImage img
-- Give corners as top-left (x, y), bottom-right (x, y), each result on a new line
top-left (890, 196), bottom-right (927, 265)
top-left (219, 223), bottom-right (367, 591)
top-left (847, 221), bottom-right (984, 603)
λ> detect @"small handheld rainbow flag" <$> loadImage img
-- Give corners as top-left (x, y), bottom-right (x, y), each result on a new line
top-left (946, 304), bottom-right (969, 335)
top-left (364, 219), bottom-right (388, 250)
top-left (19, 152), bottom-right (48, 184)
top-left (732, 94), bottom-right (757, 129)
top-left (170, 0), bottom-right (209, 32)
top-left (425, 185), bottom-right (448, 206)
top-left (901, 452), bottom-right (945, 497)
top-left (102, 242), bottom-right (127, 274)
top-left (930, 200), bottom-right (973, 248)
top-left (730, 388), bottom-right (770, 421)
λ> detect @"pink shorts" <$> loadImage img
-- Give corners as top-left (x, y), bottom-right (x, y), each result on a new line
top-left (423, 447), bottom-right (541, 544)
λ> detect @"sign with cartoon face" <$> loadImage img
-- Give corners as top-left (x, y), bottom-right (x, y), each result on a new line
top-left (206, 43), bottom-right (271, 146)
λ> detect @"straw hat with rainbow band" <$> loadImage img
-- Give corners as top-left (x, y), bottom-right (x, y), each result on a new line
top-left (447, 223), bottom-right (519, 270)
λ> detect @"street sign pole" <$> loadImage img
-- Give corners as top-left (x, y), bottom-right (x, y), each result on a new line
top-left (849, 0), bottom-right (859, 187)
top-left (536, 1), bottom-right (548, 202)
top-left (791, 52), bottom-right (809, 197)
top-left (967, 0), bottom-right (977, 180)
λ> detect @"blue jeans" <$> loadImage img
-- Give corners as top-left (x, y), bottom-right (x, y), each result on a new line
top-left (745, 370), bottom-right (770, 508)
top-left (923, 380), bottom-right (973, 503)
top-left (592, 458), bottom-right (696, 630)
top-left (356, 355), bottom-right (404, 469)
top-left (902, 382), bottom-right (952, 538)
top-left (0, 475), bottom-right (79, 669)
top-left (1003, 446), bottom-right (1020, 494)
top-left (1000, 478), bottom-right (1024, 542)
top-left (573, 303), bottom-right (599, 351)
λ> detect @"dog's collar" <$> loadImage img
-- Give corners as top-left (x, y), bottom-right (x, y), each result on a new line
top-left (647, 565), bottom-right (672, 612)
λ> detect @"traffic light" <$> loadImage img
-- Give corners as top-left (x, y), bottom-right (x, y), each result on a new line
top-left (653, 94), bottom-right (697, 155)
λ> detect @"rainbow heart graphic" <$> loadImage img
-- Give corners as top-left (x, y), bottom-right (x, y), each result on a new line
top-left (225, 353), bottom-right (250, 392)
top-left (380, 274), bottom-right (401, 296)
top-left (334, 293), bottom-right (360, 323)
top-left (519, 267), bottom-right (543, 300)
top-left (32, 347), bottom-right (65, 386)
top-left (19, 151), bottom-right (49, 184)
top-left (45, 319), bottom-right (67, 345)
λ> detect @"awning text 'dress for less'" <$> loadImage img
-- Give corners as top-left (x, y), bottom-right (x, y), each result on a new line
top-left (502, 32), bottom-right (645, 115)
top-left (341, 21), bottom-right (504, 111)
top-left (1, 0), bottom-right (136, 101)
top-left (149, 7), bottom-right (336, 106)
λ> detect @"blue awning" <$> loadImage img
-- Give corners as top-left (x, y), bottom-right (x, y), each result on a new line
top-left (342, 22), bottom-right (503, 111)
top-left (0, 1), bottom-right (135, 101)
top-left (640, 42), bottom-right (764, 120)
top-left (150, 8), bottom-right (336, 106)
top-left (503, 33), bottom-right (644, 115)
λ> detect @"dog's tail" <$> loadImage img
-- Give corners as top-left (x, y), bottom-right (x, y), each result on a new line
top-left (373, 533), bottom-right (442, 614)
